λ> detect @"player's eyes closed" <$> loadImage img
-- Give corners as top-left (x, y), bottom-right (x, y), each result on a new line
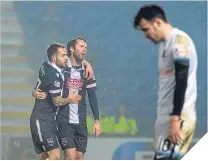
top-left (141, 28), bottom-right (149, 32)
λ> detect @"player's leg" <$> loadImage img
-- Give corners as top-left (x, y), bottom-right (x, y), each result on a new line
top-left (30, 115), bottom-right (48, 157)
top-left (180, 132), bottom-right (194, 156)
top-left (64, 148), bottom-right (77, 160)
top-left (153, 118), bottom-right (183, 160)
top-left (179, 118), bottom-right (196, 156)
top-left (40, 152), bottom-right (48, 160)
top-left (30, 116), bottom-right (60, 160)
top-left (76, 151), bottom-right (84, 160)
top-left (57, 122), bottom-right (77, 160)
top-left (46, 148), bottom-right (60, 160)
top-left (74, 124), bottom-right (88, 160)
top-left (43, 119), bottom-right (60, 160)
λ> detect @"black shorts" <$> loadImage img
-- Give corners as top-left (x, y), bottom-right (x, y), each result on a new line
top-left (30, 114), bottom-right (59, 154)
top-left (57, 122), bottom-right (88, 153)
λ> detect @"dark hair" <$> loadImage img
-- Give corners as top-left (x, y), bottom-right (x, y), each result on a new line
top-left (46, 43), bottom-right (65, 61)
top-left (67, 36), bottom-right (86, 56)
top-left (134, 4), bottom-right (168, 28)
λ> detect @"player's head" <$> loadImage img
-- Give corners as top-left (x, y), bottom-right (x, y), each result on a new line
top-left (67, 37), bottom-right (87, 62)
top-left (134, 4), bottom-right (168, 44)
top-left (47, 43), bottom-right (68, 68)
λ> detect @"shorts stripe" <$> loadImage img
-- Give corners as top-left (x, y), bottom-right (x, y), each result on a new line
top-left (36, 119), bottom-right (43, 142)
top-left (42, 146), bottom-right (46, 151)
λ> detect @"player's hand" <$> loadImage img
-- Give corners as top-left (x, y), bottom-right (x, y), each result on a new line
top-left (169, 116), bottom-right (183, 144)
top-left (32, 89), bottom-right (47, 99)
top-left (67, 91), bottom-right (82, 104)
top-left (93, 120), bottom-right (102, 137)
top-left (85, 63), bottom-right (94, 80)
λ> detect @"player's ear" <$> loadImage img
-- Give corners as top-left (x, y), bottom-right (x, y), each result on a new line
top-left (153, 18), bottom-right (162, 27)
top-left (51, 54), bottom-right (56, 62)
top-left (70, 46), bottom-right (74, 54)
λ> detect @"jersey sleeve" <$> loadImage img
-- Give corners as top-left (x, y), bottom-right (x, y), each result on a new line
top-left (171, 34), bottom-right (190, 116)
top-left (35, 64), bottom-right (47, 90)
top-left (172, 34), bottom-right (190, 65)
top-left (86, 75), bottom-right (97, 90)
top-left (45, 71), bottom-right (63, 97)
top-left (36, 64), bottom-right (63, 97)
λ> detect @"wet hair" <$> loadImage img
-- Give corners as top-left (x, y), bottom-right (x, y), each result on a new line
top-left (134, 4), bottom-right (168, 28)
top-left (67, 37), bottom-right (86, 56)
top-left (46, 43), bottom-right (65, 61)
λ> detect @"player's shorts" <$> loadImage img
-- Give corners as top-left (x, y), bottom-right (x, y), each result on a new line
top-left (57, 122), bottom-right (88, 153)
top-left (154, 111), bottom-right (196, 160)
top-left (30, 113), bottom-right (59, 154)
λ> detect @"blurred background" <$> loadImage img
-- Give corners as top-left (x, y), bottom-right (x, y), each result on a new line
top-left (0, 1), bottom-right (207, 160)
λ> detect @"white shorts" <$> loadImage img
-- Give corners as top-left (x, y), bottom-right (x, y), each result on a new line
top-left (154, 111), bottom-right (196, 159)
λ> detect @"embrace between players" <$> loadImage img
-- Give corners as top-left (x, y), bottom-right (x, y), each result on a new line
top-left (31, 4), bottom-right (198, 160)
top-left (30, 37), bottom-right (101, 160)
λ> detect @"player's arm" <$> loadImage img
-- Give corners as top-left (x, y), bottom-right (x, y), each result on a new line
top-left (171, 35), bottom-right (190, 118)
top-left (32, 85), bottom-right (81, 103)
top-left (83, 59), bottom-right (94, 80)
top-left (87, 78), bottom-right (101, 136)
top-left (87, 88), bottom-right (100, 121)
top-left (32, 88), bottom-right (47, 99)
top-left (52, 93), bottom-right (82, 106)
top-left (52, 96), bottom-right (69, 106)
top-left (50, 84), bottom-right (82, 106)
top-left (32, 78), bottom-right (82, 104)
top-left (32, 64), bottom-right (47, 99)
top-left (169, 35), bottom-right (190, 144)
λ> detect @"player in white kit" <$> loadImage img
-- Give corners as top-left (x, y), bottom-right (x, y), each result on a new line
top-left (133, 5), bottom-right (197, 159)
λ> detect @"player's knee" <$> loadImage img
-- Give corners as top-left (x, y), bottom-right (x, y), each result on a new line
top-left (76, 152), bottom-right (84, 160)
top-left (65, 149), bottom-right (76, 160)
top-left (65, 154), bottom-right (76, 160)
top-left (40, 153), bottom-right (48, 160)
top-left (54, 152), bottom-right (61, 160)
top-left (49, 153), bottom-right (60, 160)
top-left (47, 149), bottom-right (60, 160)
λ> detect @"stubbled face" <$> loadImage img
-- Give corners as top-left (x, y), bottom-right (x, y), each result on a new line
top-left (54, 47), bottom-right (68, 68)
top-left (139, 18), bottom-right (163, 44)
top-left (72, 39), bottom-right (87, 61)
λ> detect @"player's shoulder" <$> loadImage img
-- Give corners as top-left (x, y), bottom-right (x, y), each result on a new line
top-left (172, 28), bottom-right (192, 45)
top-left (39, 61), bottom-right (59, 79)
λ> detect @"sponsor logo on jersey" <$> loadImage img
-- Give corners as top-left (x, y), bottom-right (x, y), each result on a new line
top-left (67, 78), bottom-right (83, 89)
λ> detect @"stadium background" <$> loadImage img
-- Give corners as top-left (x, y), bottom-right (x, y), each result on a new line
top-left (0, 1), bottom-right (207, 160)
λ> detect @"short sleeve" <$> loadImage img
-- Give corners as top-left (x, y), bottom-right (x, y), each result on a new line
top-left (172, 34), bottom-right (190, 65)
top-left (86, 76), bottom-right (97, 89)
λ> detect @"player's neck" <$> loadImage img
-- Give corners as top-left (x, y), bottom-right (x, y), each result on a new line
top-left (162, 23), bottom-right (174, 41)
top-left (69, 56), bottom-right (82, 66)
top-left (50, 61), bottom-right (63, 70)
